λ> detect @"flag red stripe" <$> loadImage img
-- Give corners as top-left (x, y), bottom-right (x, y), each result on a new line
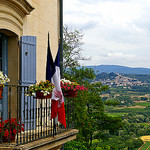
top-left (58, 102), bottom-right (66, 128)
top-left (51, 100), bottom-right (58, 119)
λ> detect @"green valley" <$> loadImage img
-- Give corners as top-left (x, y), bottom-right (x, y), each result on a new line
top-left (96, 72), bottom-right (150, 149)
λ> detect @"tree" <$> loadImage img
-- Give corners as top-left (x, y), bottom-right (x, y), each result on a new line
top-left (63, 25), bottom-right (91, 70)
top-left (63, 26), bottom-right (124, 150)
top-left (64, 67), bottom-right (124, 149)
top-left (64, 67), bottom-right (108, 148)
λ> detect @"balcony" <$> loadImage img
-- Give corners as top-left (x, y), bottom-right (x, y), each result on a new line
top-left (0, 85), bottom-right (78, 150)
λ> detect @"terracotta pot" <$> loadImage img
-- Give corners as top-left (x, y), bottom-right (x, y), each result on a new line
top-left (35, 91), bottom-right (52, 99)
top-left (0, 86), bottom-right (3, 99)
top-left (63, 90), bottom-right (78, 97)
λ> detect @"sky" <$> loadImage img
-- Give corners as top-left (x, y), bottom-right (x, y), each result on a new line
top-left (63, 0), bottom-right (150, 68)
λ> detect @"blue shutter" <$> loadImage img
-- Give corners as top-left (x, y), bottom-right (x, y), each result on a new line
top-left (20, 36), bottom-right (36, 130)
top-left (20, 36), bottom-right (36, 85)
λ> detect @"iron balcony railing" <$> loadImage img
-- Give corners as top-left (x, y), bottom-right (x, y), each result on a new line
top-left (0, 85), bottom-right (75, 146)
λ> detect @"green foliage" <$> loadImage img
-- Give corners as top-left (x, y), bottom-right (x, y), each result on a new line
top-left (64, 67), bottom-right (96, 84)
top-left (126, 138), bottom-right (143, 150)
top-left (73, 83), bottom-right (107, 149)
top-left (63, 25), bottom-right (91, 70)
top-left (64, 67), bottom-right (125, 150)
top-left (104, 100), bottom-right (120, 106)
top-left (95, 145), bottom-right (111, 150)
top-left (131, 86), bottom-right (150, 93)
top-left (141, 97), bottom-right (148, 101)
top-left (135, 102), bottom-right (150, 106)
top-left (122, 73), bottom-right (150, 84)
top-left (63, 26), bottom-right (147, 149)
top-left (96, 72), bottom-right (117, 80)
top-left (107, 112), bottom-right (128, 117)
top-left (77, 71), bottom-right (150, 149)
top-left (64, 140), bottom-right (87, 150)
top-left (111, 95), bottom-right (134, 107)
top-left (94, 135), bottom-right (143, 150)
top-left (98, 114), bottom-right (125, 135)
top-left (141, 142), bottom-right (150, 150)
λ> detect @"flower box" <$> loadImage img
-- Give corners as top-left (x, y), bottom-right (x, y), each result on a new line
top-left (63, 90), bottom-right (78, 97)
top-left (25, 80), bottom-right (54, 97)
top-left (35, 91), bottom-right (52, 99)
top-left (60, 79), bottom-right (87, 97)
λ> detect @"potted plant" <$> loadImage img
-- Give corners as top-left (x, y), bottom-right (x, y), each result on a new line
top-left (0, 71), bottom-right (10, 98)
top-left (25, 80), bottom-right (55, 99)
top-left (60, 79), bottom-right (87, 97)
top-left (0, 117), bottom-right (24, 142)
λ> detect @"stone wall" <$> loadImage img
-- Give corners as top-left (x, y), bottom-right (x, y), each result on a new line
top-left (24, 0), bottom-right (60, 82)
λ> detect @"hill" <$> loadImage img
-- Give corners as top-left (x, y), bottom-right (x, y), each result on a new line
top-left (86, 65), bottom-right (150, 74)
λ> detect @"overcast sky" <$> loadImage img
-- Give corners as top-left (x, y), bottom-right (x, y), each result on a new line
top-left (64, 0), bottom-right (150, 68)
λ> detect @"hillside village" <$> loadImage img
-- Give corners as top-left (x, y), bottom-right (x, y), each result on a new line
top-left (98, 73), bottom-right (147, 87)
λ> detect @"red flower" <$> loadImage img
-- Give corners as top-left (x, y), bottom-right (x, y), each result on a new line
top-left (1, 117), bottom-right (24, 138)
top-left (13, 129), bottom-right (17, 135)
top-left (4, 130), bottom-right (12, 138)
top-left (73, 88), bottom-right (77, 91)
top-left (21, 127), bottom-right (24, 132)
top-left (61, 79), bottom-right (88, 93)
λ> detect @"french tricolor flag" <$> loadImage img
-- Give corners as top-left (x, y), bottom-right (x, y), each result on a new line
top-left (46, 34), bottom-right (66, 128)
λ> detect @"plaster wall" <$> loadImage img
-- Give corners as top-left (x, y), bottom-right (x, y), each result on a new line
top-left (0, 0), bottom-right (24, 36)
top-left (0, 0), bottom-right (60, 82)
top-left (25, 0), bottom-right (60, 82)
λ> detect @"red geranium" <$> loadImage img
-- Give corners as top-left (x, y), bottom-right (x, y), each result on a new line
top-left (60, 79), bottom-right (88, 92)
top-left (0, 117), bottom-right (24, 141)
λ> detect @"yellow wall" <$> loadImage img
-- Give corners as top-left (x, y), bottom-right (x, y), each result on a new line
top-left (0, 0), bottom-right (60, 83)
top-left (24, 0), bottom-right (60, 82)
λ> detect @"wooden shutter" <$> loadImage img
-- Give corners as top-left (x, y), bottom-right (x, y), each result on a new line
top-left (20, 36), bottom-right (36, 130)
top-left (20, 36), bottom-right (36, 85)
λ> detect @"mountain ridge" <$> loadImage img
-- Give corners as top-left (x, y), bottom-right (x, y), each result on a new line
top-left (85, 65), bottom-right (150, 74)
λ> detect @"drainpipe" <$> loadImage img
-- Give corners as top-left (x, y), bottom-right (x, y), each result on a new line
top-left (60, 0), bottom-right (63, 78)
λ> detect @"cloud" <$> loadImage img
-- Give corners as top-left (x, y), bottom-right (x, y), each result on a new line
top-left (64, 0), bottom-right (150, 68)
top-left (81, 52), bottom-right (150, 68)
top-left (100, 0), bottom-right (131, 2)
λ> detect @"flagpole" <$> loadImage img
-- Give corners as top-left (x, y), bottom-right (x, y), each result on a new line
top-left (59, 3), bottom-right (65, 150)
top-left (60, 0), bottom-right (63, 79)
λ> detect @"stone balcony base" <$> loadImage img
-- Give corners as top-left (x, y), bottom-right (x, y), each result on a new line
top-left (0, 129), bottom-right (79, 150)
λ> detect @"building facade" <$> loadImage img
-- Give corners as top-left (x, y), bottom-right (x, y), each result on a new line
top-left (0, 0), bottom-right (62, 119)
top-left (0, 0), bottom-right (60, 84)
top-left (0, 1), bottom-right (78, 149)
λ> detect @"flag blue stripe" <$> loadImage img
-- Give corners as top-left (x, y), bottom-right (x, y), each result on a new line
top-left (46, 35), bottom-right (55, 81)
top-left (54, 44), bottom-right (60, 67)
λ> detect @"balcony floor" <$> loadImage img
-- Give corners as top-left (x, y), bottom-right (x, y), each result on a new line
top-left (0, 129), bottom-right (79, 150)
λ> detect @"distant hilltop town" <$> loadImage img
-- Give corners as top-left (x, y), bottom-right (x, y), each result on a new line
top-left (98, 73), bottom-right (147, 87)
